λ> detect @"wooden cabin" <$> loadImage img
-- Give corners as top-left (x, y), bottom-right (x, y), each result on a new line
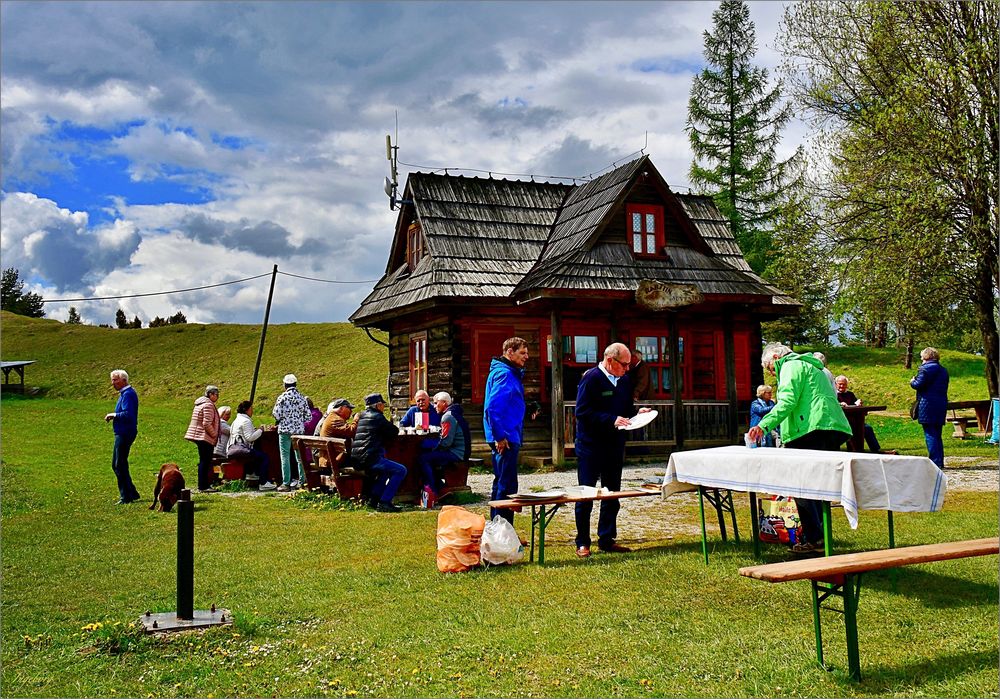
top-left (350, 155), bottom-right (798, 463)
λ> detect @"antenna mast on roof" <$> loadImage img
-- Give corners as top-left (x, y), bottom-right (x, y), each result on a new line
top-left (383, 111), bottom-right (402, 210)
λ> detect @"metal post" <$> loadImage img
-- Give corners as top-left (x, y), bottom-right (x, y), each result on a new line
top-left (538, 505), bottom-right (547, 566)
top-left (176, 489), bottom-right (193, 620)
top-left (887, 510), bottom-right (895, 548)
top-left (749, 492), bottom-right (760, 559)
top-left (811, 580), bottom-right (825, 669)
top-left (822, 501), bottom-right (833, 556)
top-left (550, 310), bottom-right (564, 466)
top-left (843, 574), bottom-right (863, 681)
top-left (249, 264), bottom-right (278, 404)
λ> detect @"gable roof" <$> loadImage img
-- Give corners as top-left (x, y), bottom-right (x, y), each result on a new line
top-left (351, 156), bottom-right (797, 325)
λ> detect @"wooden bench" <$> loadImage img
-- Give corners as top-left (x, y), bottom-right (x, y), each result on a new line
top-left (739, 537), bottom-right (999, 680)
top-left (291, 435), bottom-right (351, 495)
top-left (949, 415), bottom-right (978, 439)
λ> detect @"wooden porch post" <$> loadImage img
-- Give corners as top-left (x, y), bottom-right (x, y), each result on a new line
top-left (550, 309), bottom-right (564, 466)
top-left (670, 313), bottom-right (684, 448)
top-left (724, 310), bottom-right (738, 442)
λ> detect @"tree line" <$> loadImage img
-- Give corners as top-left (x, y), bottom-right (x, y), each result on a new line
top-left (686, 0), bottom-right (997, 394)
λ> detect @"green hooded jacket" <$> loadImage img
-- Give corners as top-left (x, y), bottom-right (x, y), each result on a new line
top-left (757, 352), bottom-right (851, 445)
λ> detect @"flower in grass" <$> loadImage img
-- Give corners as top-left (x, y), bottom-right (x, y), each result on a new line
top-left (81, 622), bottom-right (104, 632)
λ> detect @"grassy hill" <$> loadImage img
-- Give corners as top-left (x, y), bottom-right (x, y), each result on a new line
top-left (0, 311), bottom-right (389, 409)
top-left (2, 310), bottom-right (992, 413)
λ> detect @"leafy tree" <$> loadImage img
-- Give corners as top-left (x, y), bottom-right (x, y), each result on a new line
top-left (129, 315), bottom-right (142, 329)
top-left (687, 0), bottom-right (801, 274)
top-left (168, 311), bottom-right (187, 325)
top-left (66, 307), bottom-right (82, 324)
top-left (115, 309), bottom-right (128, 329)
top-left (780, 0), bottom-right (999, 395)
top-left (0, 268), bottom-right (45, 318)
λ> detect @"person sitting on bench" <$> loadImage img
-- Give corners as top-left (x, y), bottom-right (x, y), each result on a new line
top-left (834, 375), bottom-right (897, 455)
top-left (399, 390), bottom-right (441, 430)
top-left (416, 391), bottom-right (468, 509)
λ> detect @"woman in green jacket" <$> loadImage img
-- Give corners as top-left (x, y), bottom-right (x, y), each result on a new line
top-left (747, 343), bottom-right (852, 554)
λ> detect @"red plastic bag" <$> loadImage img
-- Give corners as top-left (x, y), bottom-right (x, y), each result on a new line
top-left (436, 506), bottom-right (485, 573)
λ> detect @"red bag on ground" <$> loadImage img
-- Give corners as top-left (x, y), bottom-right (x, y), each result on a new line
top-left (436, 506), bottom-right (486, 573)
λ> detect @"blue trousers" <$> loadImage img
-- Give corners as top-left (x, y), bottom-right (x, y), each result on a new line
top-left (490, 444), bottom-right (520, 524)
top-left (574, 442), bottom-right (624, 549)
top-left (922, 423), bottom-right (945, 469)
top-left (278, 433), bottom-right (304, 486)
top-left (370, 457), bottom-right (407, 504)
top-left (863, 424), bottom-right (882, 452)
top-left (418, 450), bottom-right (459, 494)
top-left (111, 433), bottom-right (140, 502)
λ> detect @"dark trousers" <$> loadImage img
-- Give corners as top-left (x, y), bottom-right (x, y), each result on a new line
top-left (490, 444), bottom-right (520, 524)
top-left (370, 457), bottom-right (407, 504)
top-left (111, 433), bottom-right (140, 502)
top-left (418, 450), bottom-right (460, 494)
top-left (574, 442), bottom-right (624, 549)
top-left (247, 447), bottom-right (271, 482)
top-left (785, 430), bottom-right (848, 545)
top-left (195, 440), bottom-right (215, 490)
top-left (922, 423), bottom-right (945, 468)
top-left (863, 424), bottom-right (882, 453)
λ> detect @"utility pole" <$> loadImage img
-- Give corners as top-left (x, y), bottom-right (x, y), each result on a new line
top-left (250, 264), bottom-right (278, 404)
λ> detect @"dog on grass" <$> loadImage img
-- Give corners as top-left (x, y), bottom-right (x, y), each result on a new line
top-left (150, 463), bottom-right (185, 512)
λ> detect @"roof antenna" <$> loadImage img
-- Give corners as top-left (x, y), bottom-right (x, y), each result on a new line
top-left (642, 130), bottom-right (648, 154)
top-left (383, 111), bottom-right (411, 210)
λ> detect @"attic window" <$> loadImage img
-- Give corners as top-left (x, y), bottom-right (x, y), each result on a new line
top-left (626, 204), bottom-right (664, 258)
top-left (406, 222), bottom-right (424, 270)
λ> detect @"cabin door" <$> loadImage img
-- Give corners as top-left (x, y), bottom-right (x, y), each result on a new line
top-left (471, 326), bottom-right (514, 404)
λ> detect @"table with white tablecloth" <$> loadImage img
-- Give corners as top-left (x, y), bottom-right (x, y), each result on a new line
top-left (662, 445), bottom-right (948, 560)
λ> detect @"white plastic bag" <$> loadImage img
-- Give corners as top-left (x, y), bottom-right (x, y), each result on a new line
top-left (480, 515), bottom-right (525, 565)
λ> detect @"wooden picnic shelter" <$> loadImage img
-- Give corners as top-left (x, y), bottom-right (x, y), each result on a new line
top-left (350, 155), bottom-right (799, 463)
top-left (1, 360), bottom-right (35, 394)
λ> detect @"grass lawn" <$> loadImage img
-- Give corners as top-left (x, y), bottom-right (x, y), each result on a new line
top-left (2, 397), bottom-right (997, 697)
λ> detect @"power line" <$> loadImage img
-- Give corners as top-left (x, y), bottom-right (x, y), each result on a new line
top-left (276, 271), bottom-right (378, 284)
top-left (41, 272), bottom-right (274, 303)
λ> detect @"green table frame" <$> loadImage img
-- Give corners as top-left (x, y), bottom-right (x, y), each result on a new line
top-left (697, 486), bottom-right (896, 563)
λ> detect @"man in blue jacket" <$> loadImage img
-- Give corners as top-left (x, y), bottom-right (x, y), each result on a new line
top-left (574, 342), bottom-right (647, 558)
top-left (483, 337), bottom-right (529, 523)
top-left (104, 369), bottom-right (141, 505)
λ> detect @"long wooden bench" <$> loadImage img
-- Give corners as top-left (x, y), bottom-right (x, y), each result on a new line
top-left (739, 537), bottom-right (999, 680)
top-left (949, 415), bottom-right (978, 439)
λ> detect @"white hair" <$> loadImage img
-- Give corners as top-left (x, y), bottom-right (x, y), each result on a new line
top-left (432, 391), bottom-right (452, 405)
top-left (813, 352), bottom-right (827, 365)
top-left (218, 405), bottom-right (231, 418)
top-left (110, 369), bottom-right (129, 382)
top-left (834, 375), bottom-right (848, 383)
top-left (761, 342), bottom-right (793, 369)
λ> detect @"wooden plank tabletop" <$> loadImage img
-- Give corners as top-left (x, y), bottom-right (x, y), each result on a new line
top-left (490, 487), bottom-right (661, 509)
top-left (739, 537), bottom-right (999, 582)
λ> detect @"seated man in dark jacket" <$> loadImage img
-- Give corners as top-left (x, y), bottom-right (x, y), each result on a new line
top-left (834, 375), bottom-right (896, 454)
top-left (350, 393), bottom-right (406, 512)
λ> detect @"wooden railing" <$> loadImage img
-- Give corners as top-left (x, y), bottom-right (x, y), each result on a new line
top-left (562, 400), bottom-right (732, 447)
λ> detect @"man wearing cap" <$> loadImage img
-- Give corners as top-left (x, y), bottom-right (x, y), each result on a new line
top-left (399, 390), bottom-right (441, 430)
top-left (351, 393), bottom-right (407, 512)
top-left (272, 373), bottom-right (311, 492)
top-left (318, 398), bottom-right (359, 467)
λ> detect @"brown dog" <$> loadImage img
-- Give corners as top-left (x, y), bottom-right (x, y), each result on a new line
top-left (150, 463), bottom-right (185, 512)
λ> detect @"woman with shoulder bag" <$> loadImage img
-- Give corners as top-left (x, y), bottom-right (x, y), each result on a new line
top-left (229, 400), bottom-right (276, 490)
top-left (910, 347), bottom-right (949, 469)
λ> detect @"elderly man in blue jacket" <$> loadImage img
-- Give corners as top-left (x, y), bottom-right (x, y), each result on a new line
top-left (483, 337), bottom-right (529, 524)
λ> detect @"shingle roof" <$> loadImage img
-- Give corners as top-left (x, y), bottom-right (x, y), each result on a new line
top-left (350, 158), bottom-right (797, 325)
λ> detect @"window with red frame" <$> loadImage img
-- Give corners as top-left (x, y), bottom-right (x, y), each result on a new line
top-left (626, 203), bottom-right (664, 257)
top-left (409, 332), bottom-right (427, 392)
top-left (406, 222), bottom-right (424, 270)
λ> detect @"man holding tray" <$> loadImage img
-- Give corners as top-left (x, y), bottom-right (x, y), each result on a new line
top-left (573, 342), bottom-right (650, 558)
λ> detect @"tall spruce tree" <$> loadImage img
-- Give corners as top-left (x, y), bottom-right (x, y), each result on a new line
top-left (0, 268), bottom-right (45, 318)
top-left (687, 0), bottom-right (800, 274)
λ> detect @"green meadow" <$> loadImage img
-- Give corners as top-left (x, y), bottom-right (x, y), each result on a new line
top-left (1, 312), bottom-right (998, 697)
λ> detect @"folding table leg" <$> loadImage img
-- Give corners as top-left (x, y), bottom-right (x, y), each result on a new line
top-left (749, 492), bottom-right (760, 559)
top-left (843, 574), bottom-right (863, 681)
top-left (698, 486), bottom-right (709, 565)
top-left (821, 501), bottom-right (833, 557)
top-left (810, 580), bottom-right (825, 669)
top-left (538, 504), bottom-right (548, 565)
top-left (529, 505), bottom-right (537, 562)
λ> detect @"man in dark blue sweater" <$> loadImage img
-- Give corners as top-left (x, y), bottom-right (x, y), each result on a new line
top-left (574, 342), bottom-right (646, 558)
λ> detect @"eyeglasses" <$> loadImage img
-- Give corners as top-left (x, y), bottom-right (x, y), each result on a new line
top-left (610, 357), bottom-right (628, 369)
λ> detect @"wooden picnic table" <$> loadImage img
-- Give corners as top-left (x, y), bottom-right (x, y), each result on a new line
top-left (841, 404), bottom-right (887, 453)
top-left (489, 487), bottom-right (662, 564)
top-left (946, 399), bottom-right (992, 434)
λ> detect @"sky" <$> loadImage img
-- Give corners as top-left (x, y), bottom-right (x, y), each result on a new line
top-left (0, 0), bottom-right (800, 326)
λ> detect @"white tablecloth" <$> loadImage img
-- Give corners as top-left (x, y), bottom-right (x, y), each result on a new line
top-left (663, 445), bottom-right (947, 529)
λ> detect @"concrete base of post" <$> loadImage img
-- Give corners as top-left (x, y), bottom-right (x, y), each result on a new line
top-left (139, 607), bottom-right (232, 634)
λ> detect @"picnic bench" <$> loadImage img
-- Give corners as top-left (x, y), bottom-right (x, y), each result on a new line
top-left (739, 537), bottom-right (999, 680)
top-left (946, 399), bottom-right (992, 436)
top-left (489, 487), bottom-right (663, 564)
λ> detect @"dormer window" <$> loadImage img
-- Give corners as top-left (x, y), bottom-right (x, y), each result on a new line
top-left (627, 203), bottom-right (664, 257)
top-left (407, 222), bottom-right (424, 270)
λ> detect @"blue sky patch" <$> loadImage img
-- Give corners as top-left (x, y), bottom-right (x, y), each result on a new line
top-left (632, 57), bottom-right (702, 75)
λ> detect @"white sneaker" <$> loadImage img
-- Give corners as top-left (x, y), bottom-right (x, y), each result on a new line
top-left (289, 479), bottom-right (300, 488)
top-left (259, 482), bottom-right (277, 491)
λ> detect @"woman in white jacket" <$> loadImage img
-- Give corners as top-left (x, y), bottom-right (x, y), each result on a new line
top-left (228, 401), bottom-right (276, 491)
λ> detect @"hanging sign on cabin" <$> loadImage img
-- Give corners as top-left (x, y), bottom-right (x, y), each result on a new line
top-left (635, 279), bottom-right (704, 310)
